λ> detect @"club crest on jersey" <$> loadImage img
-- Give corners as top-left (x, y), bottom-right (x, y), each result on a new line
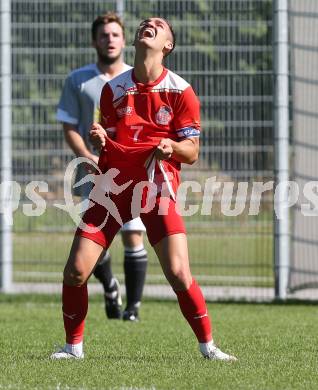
top-left (116, 106), bottom-right (133, 118)
top-left (155, 106), bottom-right (172, 125)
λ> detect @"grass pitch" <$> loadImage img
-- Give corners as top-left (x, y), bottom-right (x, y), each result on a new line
top-left (0, 294), bottom-right (317, 390)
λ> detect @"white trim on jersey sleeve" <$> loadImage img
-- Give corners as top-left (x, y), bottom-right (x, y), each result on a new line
top-left (176, 126), bottom-right (200, 140)
top-left (56, 108), bottom-right (78, 125)
top-left (152, 70), bottom-right (190, 93)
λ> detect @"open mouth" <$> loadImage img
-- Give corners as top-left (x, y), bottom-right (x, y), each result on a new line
top-left (140, 26), bottom-right (156, 39)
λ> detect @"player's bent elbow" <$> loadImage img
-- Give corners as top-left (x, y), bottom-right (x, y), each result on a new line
top-left (188, 142), bottom-right (199, 164)
top-left (186, 152), bottom-right (199, 165)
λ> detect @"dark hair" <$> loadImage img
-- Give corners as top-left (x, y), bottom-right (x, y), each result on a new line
top-left (91, 12), bottom-right (125, 41)
top-left (163, 18), bottom-right (176, 57)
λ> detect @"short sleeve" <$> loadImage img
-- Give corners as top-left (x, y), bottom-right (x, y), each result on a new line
top-left (173, 86), bottom-right (201, 140)
top-left (100, 83), bottom-right (117, 137)
top-left (56, 75), bottom-right (80, 125)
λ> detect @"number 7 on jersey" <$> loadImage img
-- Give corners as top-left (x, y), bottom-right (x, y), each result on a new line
top-left (131, 125), bottom-right (143, 142)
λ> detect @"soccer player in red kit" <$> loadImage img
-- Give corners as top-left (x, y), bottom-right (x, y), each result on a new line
top-left (51, 17), bottom-right (237, 361)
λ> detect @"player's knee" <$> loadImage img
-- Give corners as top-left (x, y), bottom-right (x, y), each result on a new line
top-left (63, 263), bottom-right (87, 286)
top-left (166, 267), bottom-right (192, 290)
top-left (121, 230), bottom-right (143, 247)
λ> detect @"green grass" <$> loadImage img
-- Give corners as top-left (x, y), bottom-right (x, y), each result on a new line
top-left (0, 295), bottom-right (317, 390)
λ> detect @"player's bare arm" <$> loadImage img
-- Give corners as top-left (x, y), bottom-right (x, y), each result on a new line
top-left (156, 137), bottom-right (199, 165)
top-left (63, 123), bottom-right (99, 166)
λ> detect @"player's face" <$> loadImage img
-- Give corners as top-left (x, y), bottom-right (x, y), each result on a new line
top-left (134, 18), bottom-right (173, 57)
top-left (93, 22), bottom-right (125, 64)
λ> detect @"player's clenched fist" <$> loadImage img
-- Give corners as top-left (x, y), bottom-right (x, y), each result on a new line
top-left (90, 122), bottom-right (107, 151)
top-left (155, 138), bottom-right (174, 160)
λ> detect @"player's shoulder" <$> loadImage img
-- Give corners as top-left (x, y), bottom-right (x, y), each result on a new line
top-left (155, 69), bottom-right (191, 94)
top-left (68, 63), bottom-right (99, 83)
top-left (107, 68), bottom-right (134, 91)
top-left (106, 68), bottom-right (135, 102)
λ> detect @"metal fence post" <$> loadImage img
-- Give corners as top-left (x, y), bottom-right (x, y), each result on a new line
top-left (0, 0), bottom-right (13, 293)
top-left (116, 0), bottom-right (124, 18)
top-left (274, 0), bottom-right (289, 299)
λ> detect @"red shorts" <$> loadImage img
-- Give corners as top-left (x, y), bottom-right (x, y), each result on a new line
top-left (76, 138), bottom-right (186, 247)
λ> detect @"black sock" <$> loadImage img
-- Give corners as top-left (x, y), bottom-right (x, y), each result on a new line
top-left (93, 250), bottom-right (115, 293)
top-left (124, 246), bottom-right (148, 311)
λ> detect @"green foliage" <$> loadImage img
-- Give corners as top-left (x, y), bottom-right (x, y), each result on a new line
top-left (11, 0), bottom-right (274, 172)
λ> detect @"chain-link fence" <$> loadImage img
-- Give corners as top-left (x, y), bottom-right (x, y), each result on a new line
top-left (289, 0), bottom-right (318, 292)
top-left (8, 0), bottom-right (274, 300)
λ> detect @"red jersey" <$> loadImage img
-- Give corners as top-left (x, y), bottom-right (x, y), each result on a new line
top-left (78, 68), bottom-right (200, 247)
top-left (99, 67), bottom-right (201, 171)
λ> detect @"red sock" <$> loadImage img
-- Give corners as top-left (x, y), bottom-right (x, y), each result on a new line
top-left (175, 279), bottom-right (212, 343)
top-left (62, 283), bottom-right (88, 344)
